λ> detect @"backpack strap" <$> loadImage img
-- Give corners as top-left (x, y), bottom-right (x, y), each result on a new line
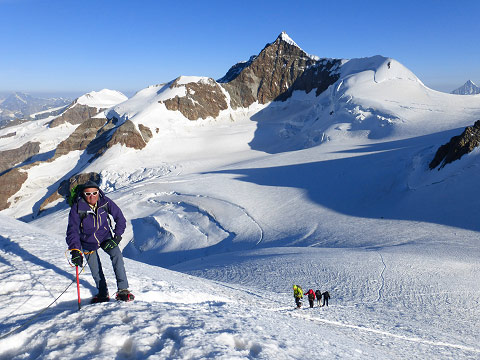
top-left (77, 209), bottom-right (88, 232)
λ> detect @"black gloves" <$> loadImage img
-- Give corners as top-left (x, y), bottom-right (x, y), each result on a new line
top-left (101, 235), bottom-right (121, 251)
top-left (71, 250), bottom-right (83, 267)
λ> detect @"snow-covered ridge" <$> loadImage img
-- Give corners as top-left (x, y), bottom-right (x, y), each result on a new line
top-left (76, 89), bottom-right (128, 108)
top-left (276, 31), bottom-right (320, 61)
top-left (279, 31), bottom-right (299, 48)
top-left (175, 76), bottom-right (212, 86)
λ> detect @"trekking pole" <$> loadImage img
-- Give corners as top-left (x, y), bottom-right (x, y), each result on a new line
top-left (76, 265), bottom-right (81, 310)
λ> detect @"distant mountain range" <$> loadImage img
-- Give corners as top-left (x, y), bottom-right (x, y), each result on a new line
top-left (451, 80), bottom-right (480, 95)
top-left (0, 92), bottom-right (72, 127)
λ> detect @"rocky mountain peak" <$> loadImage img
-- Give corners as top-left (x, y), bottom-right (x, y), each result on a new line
top-left (277, 31), bottom-right (299, 46)
top-left (219, 32), bottom-right (340, 108)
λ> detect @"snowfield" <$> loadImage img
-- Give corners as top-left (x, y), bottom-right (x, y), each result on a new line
top-left (1, 54), bottom-right (480, 359)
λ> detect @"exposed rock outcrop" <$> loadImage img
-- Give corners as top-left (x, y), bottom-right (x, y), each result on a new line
top-left (0, 141), bottom-right (40, 174)
top-left (139, 124), bottom-right (153, 143)
top-left (161, 78), bottom-right (228, 120)
top-left (54, 118), bottom-right (107, 157)
top-left (87, 120), bottom-right (149, 159)
top-left (220, 32), bottom-right (341, 109)
top-left (217, 56), bottom-right (256, 83)
top-left (49, 104), bottom-right (103, 128)
top-left (0, 168), bottom-right (28, 211)
top-left (107, 119), bottom-right (148, 150)
top-left (39, 172), bottom-right (101, 212)
top-left (0, 131), bottom-right (16, 139)
top-left (55, 118), bottom-right (152, 159)
top-left (430, 120), bottom-right (480, 169)
top-left (276, 60), bottom-right (341, 101)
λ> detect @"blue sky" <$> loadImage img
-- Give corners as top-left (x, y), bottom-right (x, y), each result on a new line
top-left (1, 0), bottom-right (479, 97)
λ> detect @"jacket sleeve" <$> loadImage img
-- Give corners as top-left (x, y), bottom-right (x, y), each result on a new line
top-left (66, 205), bottom-right (81, 250)
top-left (107, 198), bottom-right (126, 236)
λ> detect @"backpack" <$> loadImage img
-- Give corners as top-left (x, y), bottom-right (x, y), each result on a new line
top-left (67, 185), bottom-right (81, 207)
top-left (315, 290), bottom-right (322, 298)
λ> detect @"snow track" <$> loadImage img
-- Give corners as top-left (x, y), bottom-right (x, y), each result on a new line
top-left (375, 251), bottom-right (386, 302)
top-left (283, 309), bottom-right (480, 356)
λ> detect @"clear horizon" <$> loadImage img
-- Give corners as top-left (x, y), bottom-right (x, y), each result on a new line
top-left (1, 0), bottom-right (479, 96)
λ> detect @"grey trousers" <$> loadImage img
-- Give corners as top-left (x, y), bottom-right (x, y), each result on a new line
top-left (86, 246), bottom-right (129, 297)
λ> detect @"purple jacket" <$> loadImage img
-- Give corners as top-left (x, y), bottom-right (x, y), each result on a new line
top-left (66, 189), bottom-right (126, 251)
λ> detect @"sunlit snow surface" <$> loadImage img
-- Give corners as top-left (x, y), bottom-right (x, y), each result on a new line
top-left (1, 57), bottom-right (480, 358)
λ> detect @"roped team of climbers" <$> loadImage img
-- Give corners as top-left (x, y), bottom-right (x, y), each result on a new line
top-left (293, 285), bottom-right (330, 308)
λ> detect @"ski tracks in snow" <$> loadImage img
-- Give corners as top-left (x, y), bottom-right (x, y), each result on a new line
top-left (375, 251), bottom-right (386, 302)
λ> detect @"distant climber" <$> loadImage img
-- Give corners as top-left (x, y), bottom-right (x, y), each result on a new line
top-left (322, 291), bottom-right (330, 306)
top-left (293, 285), bottom-right (303, 308)
top-left (305, 289), bottom-right (315, 308)
top-left (315, 289), bottom-right (322, 306)
top-left (387, 61), bottom-right (391, 69)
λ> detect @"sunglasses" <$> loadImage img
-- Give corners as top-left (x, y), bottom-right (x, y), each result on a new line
top-left (84, 191), bottom-right (99, 196)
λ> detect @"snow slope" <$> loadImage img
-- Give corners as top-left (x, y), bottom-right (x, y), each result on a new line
top-left (1, 213), bottom-right (479, 359)
top-left (1, 54), bottom-right (480, 358)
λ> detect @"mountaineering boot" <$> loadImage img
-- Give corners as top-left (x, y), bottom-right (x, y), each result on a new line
top-left (116, 289), bottom-right (135, 302)
top-left (91, 294), bottom-right (110, 304)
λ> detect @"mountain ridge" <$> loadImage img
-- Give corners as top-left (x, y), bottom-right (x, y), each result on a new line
top-left (0, 92), bottom-right (72, 128)
top-left (1, 32), bottom-right (480, 223)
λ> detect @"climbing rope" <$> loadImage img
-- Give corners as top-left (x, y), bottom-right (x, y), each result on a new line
top-left (0, 251), bottom-right (89, 340)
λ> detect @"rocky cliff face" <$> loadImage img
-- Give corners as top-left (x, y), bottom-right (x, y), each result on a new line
top-left (430, 120), bottom-right (480, 169)
top-left (0, 168), bottom-right (28, 211)
top-left (54, 117), bottom-right (107, 157)
top-left (220, 32), bottom-right (341, 109)
top-left (49, 103), bottom-right (103, 128)
top-left (0, 141), bottom-right (40, 174)
top-left (104, 119), bottom-right (151, 151)
top-left (161, 77), bottom-right (228, 120)
top-left (158, 33), bottom-right (341, 120)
